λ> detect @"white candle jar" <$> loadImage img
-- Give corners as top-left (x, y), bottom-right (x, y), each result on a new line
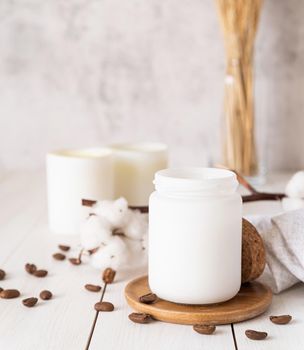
top-left (47, 148), bottom-right (114, 235)
top-left (110, 142), bottom-right (168, 207)
top-left (149, 168), bottom-right (242, 304)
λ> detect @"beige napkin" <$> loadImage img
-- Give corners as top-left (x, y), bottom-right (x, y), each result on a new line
top-left (247, 209), bottom-right (304, 293)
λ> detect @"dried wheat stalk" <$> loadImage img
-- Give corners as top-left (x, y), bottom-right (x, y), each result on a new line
top-left (216, 0), bottom-right (263, 176)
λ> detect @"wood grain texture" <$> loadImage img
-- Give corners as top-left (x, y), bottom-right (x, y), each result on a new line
top-left (0, 172), bottom-right (104, 350)
top-left (90, 269), bottom-right (235, 350)
top-left (0, 171), bottom-right (303, 349)
top-left (125, 276), bottom-right (272, 325)
top-left (234, 283), bottom-right (304, 349)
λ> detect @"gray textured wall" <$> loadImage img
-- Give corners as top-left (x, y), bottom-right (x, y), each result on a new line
top-left (0, 0), bottom-right (303, 171)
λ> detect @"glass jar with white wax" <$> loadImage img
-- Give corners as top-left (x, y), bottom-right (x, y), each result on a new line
top-left (148, 168), bottom-right (242, 304)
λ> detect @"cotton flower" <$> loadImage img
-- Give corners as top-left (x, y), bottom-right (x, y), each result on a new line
top-left (91, 236), bottom-right (129, 270)
top-left (81, 197), bottom-right (149, 271)
top-left (285, 171), bottom-right (304, 198)
top-left (141, 232), bottom-right (148, 252)
top-left (124, 211), bottom-right (148, 240)
top-left (91, 197), bottom-right (129, 227)
top-left (282, 197), bottom-right (304, 212)
top-left (124, 237), bottom-right (148, 268)
top-left (80, 215), bottom-right (112, 250)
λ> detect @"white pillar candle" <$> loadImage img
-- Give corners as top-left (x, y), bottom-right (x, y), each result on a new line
top-left (110, 143), bottom-right (168, 207)
top-left (47, 148), bottom-right (114, 235)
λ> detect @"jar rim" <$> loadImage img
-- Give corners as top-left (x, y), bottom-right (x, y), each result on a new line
top-left (48, 147), bottom-right (113, 159)
top-left (154, 167), bottom-right (238, 195)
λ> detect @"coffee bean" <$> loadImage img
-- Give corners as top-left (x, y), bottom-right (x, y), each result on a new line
top-left (245, 329), bottom-right (268, 340)
top-left (68, 258), bottom-right (81, 265)
top-left (128, 312), bottom-right (153, 324)
top-left (52, 253), bottom-right (66, 261)
top-left (85, 284), bottom-right (101, 292)
top-left (0, 269), bottom-right (5, 280)
top-left (139, 293), bottom-right (157, 304)
top-left (94, 301), bottom-right (114, 312)
top-left (193, 324), bottom-right (216, 335)
top-left (40, 290), bottom-right (52, 300)
top-left (0, 289), bottom-right (20, 299)
top-left (88, 247), bottom-right (99, 255)
top-left (22, 297), bottom-right (38, 307)
top-left (0, 287), bottom-right (3, 293)
top-left (58, 244), bottom-right (70, 252)
top-left (34, 270), bottom-right (48, 278)
top-left (25, 263), bottom-right (37, 274)
top-left (102, 268), bottom-right (116, 284)
top-left (270, 315), bottom-right (292, 325)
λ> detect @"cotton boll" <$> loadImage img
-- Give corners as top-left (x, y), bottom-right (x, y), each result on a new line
top-left (90, 201), bottom-right (104, 217)
top-left (285, 171), bottom-right (304, 198)
top-left (91, 236), bottom-right (129, 270)
top-left (282, 197), bottom-right (304, 211)
top-left (141, 232), bottom-right (148, 252)
top-left (109, 197), bottom-right (129, 227)
top-left (124, 211), bottom-right (148, 240)
top-left (80, 215), bottom-right (112, 250)
top-left (124, 237), bottom-right (148, 268)
top-left (91, 197), bottom-right (129, 228)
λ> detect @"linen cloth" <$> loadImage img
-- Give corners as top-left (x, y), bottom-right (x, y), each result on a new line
top-left (248, 208), bottom-right (304, 293)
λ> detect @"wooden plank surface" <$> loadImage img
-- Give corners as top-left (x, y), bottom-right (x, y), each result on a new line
top-left (234, 283), bottom-right (304, 349)
top-left (0, 172), bottom-right (103, 349)
top-left (90, 269), bottom-right (235, 350)
top-left (0, 171), bottom-right (303, 350)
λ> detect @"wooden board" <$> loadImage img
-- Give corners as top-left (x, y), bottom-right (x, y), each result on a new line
top-left (125, 276), bottom-right (272, 325)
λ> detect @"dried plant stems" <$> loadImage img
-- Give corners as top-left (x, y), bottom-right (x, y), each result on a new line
top-left (216, 0), bottom-right (263, 176)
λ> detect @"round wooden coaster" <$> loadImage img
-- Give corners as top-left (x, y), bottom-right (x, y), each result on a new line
top-left (125, 276), bottom-right (272, 325)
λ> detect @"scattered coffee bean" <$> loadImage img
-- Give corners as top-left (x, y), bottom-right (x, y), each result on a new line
top-left (94, 301), bottom-right (114, 312)
top-left (270, 315), bottom-right (292, 325)
top-left (52, 253), bottom-right (66, 261)
top-left (22, 297), bottom-right (38, 307)
top-left (102, 268), bottom-right (116, 284)
top-left (58, 244), bottom-right (70, 252)
top-left (128, 312), bottom-right (153, 324)
top-left (193, 324), bottom-right (216, 335)
top-left (0, 289), bottom-right (20, 299)
top-left (88, 248), bottom-right (99, 255)
top-left (68, 258), bottom-right (81, 265)
top-left (245, 329), bottom-right (268, 340)
top-left (0, 269), bottom-right (5, 280)
top-left (139, 293), bottom-right (157, 304)
top-left (34, 270), bottom-right (48, 278)
top-left (25, 263), bottom-right (37, 275)
top-left (40, 290), bottom-right (53, 300)
top-left (85, 284), bottom-right (102, 292)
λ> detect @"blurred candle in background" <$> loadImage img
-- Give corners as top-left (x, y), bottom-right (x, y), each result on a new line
top-left (47, 148), bottom-right (113, 234)
top-left (110, 143), bottom-right (168, 207)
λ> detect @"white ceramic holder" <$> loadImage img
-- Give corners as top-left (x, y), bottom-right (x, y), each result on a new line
top-left (47, 148), bottom-right (114, 235)
top-left (110, 142), bottom-right (168, 207)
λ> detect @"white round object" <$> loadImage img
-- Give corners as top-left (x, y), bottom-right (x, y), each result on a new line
top-left (285, 171), bottom-right (304, 198)
top-left (92, 197), bottom-right (129, 228)
top-left (47, 148), bottom-right (114, 235)
top-left (91, 236), bottom-right (128, 270)
top-left (124, 211), bottom-right (148, 240)
top-left (149, 167), bottom-right (242, 304)
top-left (80, 215), bottom-right (112, 250)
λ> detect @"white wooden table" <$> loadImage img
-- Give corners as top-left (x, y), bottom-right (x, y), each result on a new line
top-left (0, 171), bottom-right (303, 350)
